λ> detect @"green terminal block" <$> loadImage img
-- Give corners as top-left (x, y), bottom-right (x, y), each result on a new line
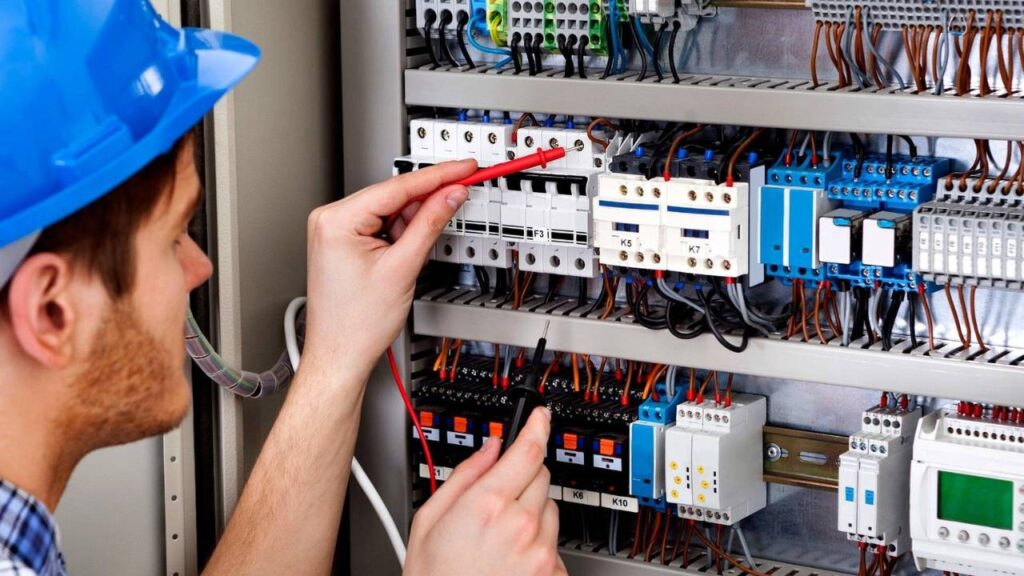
top-left (486, 0), bottom-right (508, 46)
top-left (539, 1), bottom-right (623, 56)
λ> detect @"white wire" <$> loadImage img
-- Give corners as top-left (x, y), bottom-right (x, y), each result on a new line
top-left (284, 296), bottom-right (408, 568)
top-left (868, 288), bottom-right (882, 340)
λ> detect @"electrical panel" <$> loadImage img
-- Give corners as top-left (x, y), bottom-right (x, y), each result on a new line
top-left (911, 405), bottom-right (1024, 576)
top-left (380, 3), bottom-right (1024, 576)
top-left (837, 402), bottom-right (921, 556)
top-left (664, 393), bottom-right (767, 526)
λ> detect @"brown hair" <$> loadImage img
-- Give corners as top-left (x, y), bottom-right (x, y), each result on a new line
top-left (1, 133), bottom-right (194, 306)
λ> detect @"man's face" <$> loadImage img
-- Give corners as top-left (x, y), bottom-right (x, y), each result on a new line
top-left (66, 142), bottom-right (213, 447)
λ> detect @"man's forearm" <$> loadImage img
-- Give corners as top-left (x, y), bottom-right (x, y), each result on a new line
top-left (203, 361), bottom-right (368, 576)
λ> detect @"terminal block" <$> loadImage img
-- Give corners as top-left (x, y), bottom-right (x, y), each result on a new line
top-left (664, 393), bottom-right (767, 526)
top-left (759, 154), bottom-right (843, 283)
top-left (913, 181), bottom-right (1024, 290)
top-left (807, 1), bottom-right (1024, 31)
top-left (629, 384), bottom-right (686, 510)
top-left (416, 0), bottom-right (473, 37)
top-left (911, 404), bottom-right (1024, 576)
top-left (507, 0), bottom-right (547, 51)
top-left (837, 403), bottom-right (921, 556)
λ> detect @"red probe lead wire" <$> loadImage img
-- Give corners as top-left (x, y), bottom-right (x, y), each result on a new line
top-left (383, 146), bottom-right (578, 234)
top-left (388, 346), bottom-right (438, 494)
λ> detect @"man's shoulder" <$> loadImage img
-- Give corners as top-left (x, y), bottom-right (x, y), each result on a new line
top-left (0, 556), bottom-right (39, 576)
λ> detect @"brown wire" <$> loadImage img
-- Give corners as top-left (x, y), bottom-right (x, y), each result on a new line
top-left (956, 285), bottom-right (973, 348)
top-left (644, 512), bottom-right (663, 562)
top-left (944, 284), bottom-right (968, 347)
top-left (785, 130), bottom-right (800, 165)
top-left (920, 289), bottom-right (936, 352)
top-left (512, 112), bottom-right (539, 144)
top-left (868, 23), bottom-right (884, 88)
top-left (824, 22), bottom-right (844, 87)
top-left (989, 141), bottom-right (1013, 193)
top-left (811, 20), bottom-right (824, 88)
top-left (836, 22), bottom-right (851, 87)
top-left (814, 282), bottom-right (827, 344)
top-left (660, 515), bottom-right (673, 565)
top-left (854, 8), bottom-right (867, 74)
top-left (931, 23), bottom-right (942, 87)
top-left (691, 526), bottom-right (773, 576)
top-left (919, 26), bottom-right (933, 90)
top-left (727, 128), bottom-right (766, 183)
top-left (586, 117), bottom-right (620, 149)
top-left (978, 11), bottom-right (995, 96)
top-left (976, 140), bottom-right (991, 192)
top-left (956, 11), bottom-right (978, 96)
top-left (995, 12), bottom-right (1012, 93)
top-left (969, 285), bottom-right (987, 351)
top-left (902, 27), bottom-right (920, 91)
top-left (664, 124), bottom-right (707, 179)
top-left (630, 508), bottom-right (646, 558)
top-left (798, 280), bottom-right (811, 342)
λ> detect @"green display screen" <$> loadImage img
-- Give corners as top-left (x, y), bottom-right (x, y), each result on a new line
top-left (937, 471), bottom-right (1014, 530)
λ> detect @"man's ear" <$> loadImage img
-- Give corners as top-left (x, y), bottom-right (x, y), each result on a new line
top-left (6, 253), bottom-right (79, 369)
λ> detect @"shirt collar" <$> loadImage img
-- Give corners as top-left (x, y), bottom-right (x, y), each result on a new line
top-left (0, 478), bottom-right (65, 575)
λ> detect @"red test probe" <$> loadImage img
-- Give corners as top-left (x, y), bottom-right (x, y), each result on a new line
top-left (383, 145), bottom-right (581, 234)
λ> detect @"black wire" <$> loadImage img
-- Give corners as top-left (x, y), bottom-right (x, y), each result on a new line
top-left (511, 33), bottom-right (523, 74)
top-left (474, 266), bottom-right (491, 295)
top-left (566, 36), bottom-right (578, 78)
top-left (601, 20), bottom-right (615, 79)
top-left (668, 20), bottom-right (682, 83)
top-left (850, 133), bottom-right (867, 180)
top-left (577, 35), bottom-right (589, 78)
top-left (577, 276), bottom-right (588, 307)
top-left (881, 290), bottom-right (905, 351)
top-left (493, 267), bottom-right (509, 299)
top-left (850, 287), bottom-right (867, 342)
top-left (544, 275), bottom-right (561, 305)
top-left (886, 135), bottom-right (894, 182)
top-left (667, 300), bottom-right (706, 340)
top-left (628, 281), bottom-right (668, 330)
top-left (629, 18), bottom-right (648, 82)
top-left (558, 35), bottom-right (573, 78)
top-left (438, 12), bottom-right (457, 67)
top-left (532, 33), bottom-right (545, 73)
top-left (424, 11), bottom-right (441, 69)
top-left (525, 33), bottom-right (538, 75)
top-left (456, 12), bottom-right (474, 69)
top-left (697, 288), bottom-right (749, 353)
top-left (654, 21), bottom-right (669, 81)
top-left (899, 135), bottom-right (918, 158)
top-left (907, 291), bottom-right (919, 349)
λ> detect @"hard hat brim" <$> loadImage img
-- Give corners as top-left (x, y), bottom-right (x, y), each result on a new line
top-left (0, 28), bottom-right (261, 249)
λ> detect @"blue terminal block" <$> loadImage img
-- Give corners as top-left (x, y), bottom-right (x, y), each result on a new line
top-left (828, 154), bottom-right (950, 212)
top-left (760, 152), bottom-right (845, 283)
top-left (628, 383), bottom-right (686, 512)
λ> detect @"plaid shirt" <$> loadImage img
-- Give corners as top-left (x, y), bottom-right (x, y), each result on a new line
top-left (0, 479), bottom-right (65, 576)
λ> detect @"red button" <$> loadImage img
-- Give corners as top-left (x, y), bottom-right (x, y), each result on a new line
top-left (453, 416), bottom-right (468, 434)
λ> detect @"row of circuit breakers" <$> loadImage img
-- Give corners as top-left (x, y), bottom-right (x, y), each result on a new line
top-left (413, 358), bottom-right (1024, 576)
top-left (394, 115), bottom-right (1024, 292)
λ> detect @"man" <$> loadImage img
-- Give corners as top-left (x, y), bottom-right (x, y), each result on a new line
top-left (0, 2), bottom-right (564, 575)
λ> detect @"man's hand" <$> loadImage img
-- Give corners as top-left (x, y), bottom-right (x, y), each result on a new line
top-left (301, 160), bottom-right (476, 377)
top-left (405, 408), bottom-right (567, 576)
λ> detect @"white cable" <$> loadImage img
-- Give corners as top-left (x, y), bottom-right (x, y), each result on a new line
top-left (284, 296), bottom-right (408, 568)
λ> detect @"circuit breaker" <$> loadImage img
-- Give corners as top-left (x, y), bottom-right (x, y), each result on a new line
top-left (664, 393), bottom-right (767, 526)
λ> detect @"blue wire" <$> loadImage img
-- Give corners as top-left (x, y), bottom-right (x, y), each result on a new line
top-left (467, 14), bottom-right (512, 57)
top-left (609, 0), bottom-right (622, 74)
top-left (632, 17), bottom-right (656, 63)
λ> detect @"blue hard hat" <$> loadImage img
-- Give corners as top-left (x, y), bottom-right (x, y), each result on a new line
top-left (0, 0), bottom-right (261, 249)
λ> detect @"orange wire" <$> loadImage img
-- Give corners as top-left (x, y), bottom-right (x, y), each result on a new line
top-left (433, 337), bottom-right (449, 371)
top-left (572, 353), bottom-right (580, 392)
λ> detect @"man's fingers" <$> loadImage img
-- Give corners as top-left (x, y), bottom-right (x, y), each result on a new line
top-left (412, 437), bottom-right (500, 532)
top-left (475, 408), bottom-right (551, 500)
top-left (517, 465), bottom-right (551, 513)
top-left (352, 159), bottom-right (476, 219)
top-left (538, 499), bottom-right (560, 548)
top-left (386, 183), bottom-right (468, 267)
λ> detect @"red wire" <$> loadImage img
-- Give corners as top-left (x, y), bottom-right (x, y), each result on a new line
top-left (387, 346), bottom-right (438, 494)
